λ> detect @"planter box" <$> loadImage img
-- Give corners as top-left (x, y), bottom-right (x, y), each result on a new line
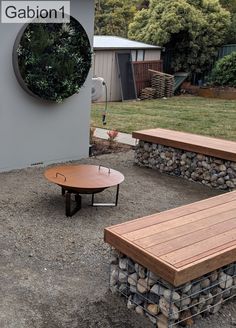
top-left (198, 87), bottom-right (236, 100)
top-left (181, 84), bottom-right (236, 100)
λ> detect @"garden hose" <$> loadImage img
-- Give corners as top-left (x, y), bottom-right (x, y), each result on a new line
top-left (102, 81), bottom-right (108, 125)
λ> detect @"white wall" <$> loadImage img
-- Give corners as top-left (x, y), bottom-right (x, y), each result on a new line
top-left (0, 0), bottom-right (94, 172)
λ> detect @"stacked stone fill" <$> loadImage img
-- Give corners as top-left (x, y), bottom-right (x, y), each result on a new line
top-left (134, 141), bottom-right (236, 191)
top-left (110, 250), bottom-right (236, 327)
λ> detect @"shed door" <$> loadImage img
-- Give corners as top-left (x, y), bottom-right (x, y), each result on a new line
top-left (116, 52), bottom-right (137, 101)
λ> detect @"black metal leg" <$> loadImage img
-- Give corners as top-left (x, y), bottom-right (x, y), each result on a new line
top-left (65, 192), bottom-right (71, 217)
top-left (91, 184), bottom-right (120, 207)
top-left (62, 187), bottom-right (65, 196)
top-left (75, 194), bottom-right (82, 208)
top-left (65, 192), bottom-right (82, 217)
top-left (115, 184), bottom-right (120, 206)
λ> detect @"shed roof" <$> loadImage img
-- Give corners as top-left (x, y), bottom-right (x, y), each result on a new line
top-left (94, 35), bottom-right (161, 50)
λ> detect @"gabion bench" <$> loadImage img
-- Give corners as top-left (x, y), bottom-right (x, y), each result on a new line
top-left (132, 128), bottom-right (236, 191)
top-left (104, 191), bottom-right (236, 327)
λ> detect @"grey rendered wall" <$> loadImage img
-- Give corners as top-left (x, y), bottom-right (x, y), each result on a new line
top-left (0, 0), bottom-right (94, 172)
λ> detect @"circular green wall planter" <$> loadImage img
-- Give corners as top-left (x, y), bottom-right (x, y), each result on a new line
top-left (13, 17), bottom-right (92, 102)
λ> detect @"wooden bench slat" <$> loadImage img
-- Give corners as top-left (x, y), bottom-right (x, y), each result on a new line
top-left (123, 200), bottom-right (236, 241)
top-left (175, 240), bottom-right (236, 269)
top-left (133, 128), bottom-right (236, 151)
top-left (161, 228), bottom-right (236, 266)
top-left (147, 216), bottom-right (236, 257)
top-left (109, 192), bottom-right (236, 235)
top-left (137, 208), bottom-right (236, 249)
top-left (132, 128), bottom-right (236, 161)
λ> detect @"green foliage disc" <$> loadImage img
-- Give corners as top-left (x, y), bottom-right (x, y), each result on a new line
top-left (14, 17), bottom-right (92, 102)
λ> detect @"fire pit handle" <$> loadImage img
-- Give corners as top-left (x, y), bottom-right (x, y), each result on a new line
top-left (56, 172), bottom-right (66, 182)
top-left (98, 165), bottom-right (111, 175)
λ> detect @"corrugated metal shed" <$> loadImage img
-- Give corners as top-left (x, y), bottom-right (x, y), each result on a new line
top-left (93, 36), bottom-right (162, 101)
top-left (94, 35), bottom-right (161, 50)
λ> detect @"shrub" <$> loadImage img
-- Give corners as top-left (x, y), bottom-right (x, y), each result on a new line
top-left (210, 52), bottom-right (236, 87)
top-left (107, 130), bottom-right (119, 142)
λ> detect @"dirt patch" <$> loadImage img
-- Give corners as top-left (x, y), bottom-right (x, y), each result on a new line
top-left (0, 151), bottom-right (235, 328)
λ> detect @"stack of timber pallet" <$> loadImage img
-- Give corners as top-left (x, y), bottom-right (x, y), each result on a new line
top-left (139, 69), bottom-right (175, 100)
top-left (140, 87), bottom-right (156, 100)
top-left (151, 74), bottom-right (165, 98)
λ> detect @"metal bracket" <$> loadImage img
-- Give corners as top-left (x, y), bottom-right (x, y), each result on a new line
top-left (91, 184), bottom-right (120, 207)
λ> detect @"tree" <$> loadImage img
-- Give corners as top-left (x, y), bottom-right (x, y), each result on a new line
top-left (225, 13), bottom-right (236, 43)
top-left (220, 0), bottom-right (236, 43)
top-left (220, 0), bottom-right (236, 12)
top-left (137, 0), bottom-right (150, 9)
top-left (94, 0), bottom-right (138, 37)
top-left (128, 0), bottom-right (231, 75)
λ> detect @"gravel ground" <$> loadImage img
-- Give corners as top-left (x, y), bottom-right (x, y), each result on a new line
top-left (0, 150), bottom-right (235, 328)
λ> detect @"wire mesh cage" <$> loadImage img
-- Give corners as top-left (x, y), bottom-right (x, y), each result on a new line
top-left (109, 249), bottom-right (236, 327)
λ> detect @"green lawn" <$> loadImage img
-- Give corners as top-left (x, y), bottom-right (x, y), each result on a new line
top-left (91, 96), bottom-right (236, 141)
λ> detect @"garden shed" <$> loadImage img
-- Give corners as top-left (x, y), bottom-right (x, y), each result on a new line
top-left (0, 0), bottom-right (94, 172)
top-left (93, 36), bottom-right (162, 101)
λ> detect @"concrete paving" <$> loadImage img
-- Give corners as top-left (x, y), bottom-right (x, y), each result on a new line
top-left (94, 127), bottom-right (137, 146)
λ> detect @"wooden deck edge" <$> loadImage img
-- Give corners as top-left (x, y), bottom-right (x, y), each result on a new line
top-left (174, 246), bottom-right (236, 286)
top-left (104, 228), bottom-right (177, 286)
top-left (132, 129), bottom-right (236, 162)
top-left (105, 227), bottom-right (236, 287)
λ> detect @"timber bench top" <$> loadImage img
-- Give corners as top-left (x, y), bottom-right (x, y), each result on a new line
top-left (104, 191), bottom-right (236, 286)
top-left (132, 128), bottom-right (236, 162)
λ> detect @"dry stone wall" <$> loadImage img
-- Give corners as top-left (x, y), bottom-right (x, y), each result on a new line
top-left (109, 250), bottom-right (236, 327)
top-left (134, 141), bottom-right (236, 191)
